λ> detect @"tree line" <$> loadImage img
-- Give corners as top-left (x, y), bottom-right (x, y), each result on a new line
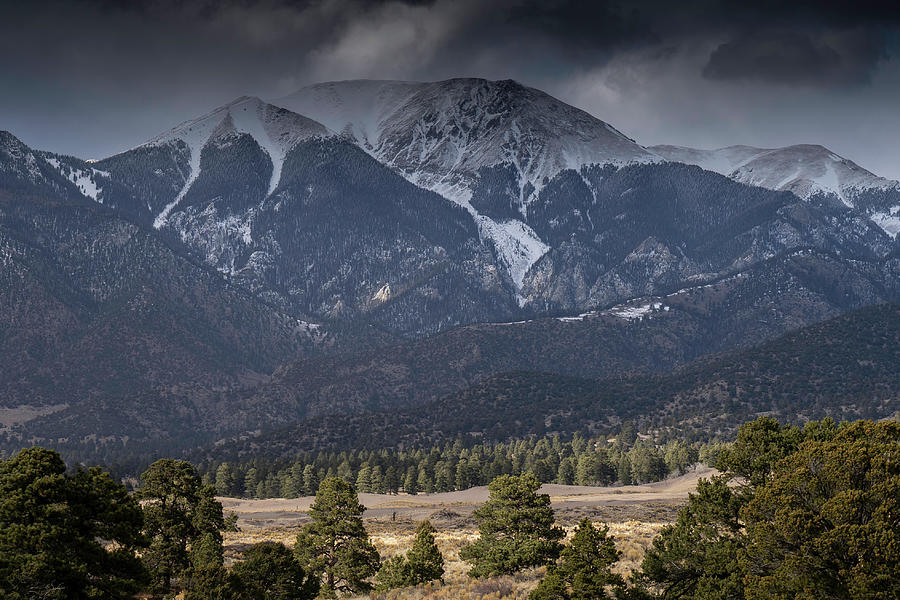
top-left (2, 417), bottom-right (896, 599)
top-left (200, 428), bottom-right (707, 499)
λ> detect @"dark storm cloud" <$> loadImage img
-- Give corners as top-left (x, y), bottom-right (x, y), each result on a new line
top-left (702, 29), bottom-right (887, 86)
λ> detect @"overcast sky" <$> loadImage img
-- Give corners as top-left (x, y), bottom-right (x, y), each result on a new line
top-left (3, 0), bottom-right (900, 178)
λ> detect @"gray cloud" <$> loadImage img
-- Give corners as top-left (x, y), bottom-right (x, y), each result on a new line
top-left (703, 29), bottom-right (888, 86)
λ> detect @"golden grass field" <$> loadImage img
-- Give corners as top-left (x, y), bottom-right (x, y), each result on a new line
top-left (220, 467), bottom-right (714, 599)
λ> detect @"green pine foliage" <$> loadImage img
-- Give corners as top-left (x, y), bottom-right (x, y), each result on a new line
top-left (375, 520), bottom-right (445, 591)
top-left (137, 458), bottom-right (227, 596)
top-left (198, 431), bottom-right (701, 499)
top-left (460, 473), bottom-right (565, 577)
top-left (530, 518), bottom-right (625, 600)
top-left (636, 476), bottom-right (745, 599)
top-left (231, 542), bottom-right (319, 600)
top-left (407, 520), bottom-right (445, 584)
top-left (633, 417), bottom-right (900, 600)
top-left (293, 477), bottom-right (380, 597)
top-left (0, 447), bottom-right (147, 600)
top-left (741, 420), bottom-right (900, 599)
top-left (375, 555), bottom-right (413, 592)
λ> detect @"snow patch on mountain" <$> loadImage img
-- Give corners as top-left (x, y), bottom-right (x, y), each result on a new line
top-left (477, 216), bottom-right (549, 294)
top-left (145, 97), bottom-right (330, 229)
top-left (44, 157), bottom-right (108, 202)
top-left (606, 301), bottom-right (668, 321)
top-left (871, 206), bottom-right (900, 238)
top-left (372, 283), bottom-right (392, 303)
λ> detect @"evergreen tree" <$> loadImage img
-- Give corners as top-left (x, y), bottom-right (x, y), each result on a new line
top-left (741, 420), bottom-right (900, 600)
top-left (356, 464), bottom-right (372, 493)
top-left (715, 416), bottom-right (803, 490)
top-left (302, 464), bottom-right (318, 496)
top-left (460, 473), bottom-right (564, 577)
top-left (557, 456), bottom-right (576, 485)
top-left (417, 465), bottom-right (433, 493)
top-left (374, 556), bottom-right (412, 591)
top-left (215, 462), bottom-right (236, 496)
top-left (576, 452), bottom-right (599, 485)
top-left (628, 444), bottom-right (667, 484)
top-left (138, 459), bottom-right (226, 595)
top-left (294, 477), bottom-right (380, 597)
top-left (0, 447), bottom-right (147, 600)
top-left (384, 465), bottom-right (399, 494)
top-left (370, 465), bottom-right (384, 494)
top-left (636, 476), bottom-right (745, 600)
top-left (404, 466), bottom-right (418, 495)
top-left (244, 467), bottom-right (259, 498)
top-left (183, 566), bottom-right (237, 600)
top-left (406, 520), bottom-right (444, 584)
top-left (374, 520), bottom-right (444, 591)
top-left (232, 542), bottom-right (318, 600)
top-left (531, 519), bottom-right (624, 600)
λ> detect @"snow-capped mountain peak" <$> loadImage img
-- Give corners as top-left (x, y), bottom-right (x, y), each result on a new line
top-left (650, 143), bottom-right (898, 205)
top-left (145, 96), bottom-right (331, 228)
top-left (273, 78), bottom-right (657, 288)
top-left (275, 78), bottom-right (655, 203)
top-left (650, 143), bottom-right (900, 237)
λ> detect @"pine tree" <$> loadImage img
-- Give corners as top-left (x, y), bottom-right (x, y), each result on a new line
top-left (356, 464), bottom-right (372, 493)
top-left (244, 468), bottom-right (259, 498)
top-left (0, 448), bottom-right (147, 600)
top-left (138, 459), bottom-right (226, 596)
top-left (417, 465), bottom-right (433, 494)
top-left (215, 463), bottom-right (235, 496)
top-left (406, 520), bottom-right (444, 584)
top-left (302, 464), bottom-right (318, 496)
top-left (741, 420), bottom-right (900, 599)
top-left (530, 519), bottom-right (624, 600)
top-left (374, 555), bottom-right (411, 591)
top-left (293, 478), bottom-right (380, 597)
top-left (370, 465), bottom-right (384, 494)
top-left (232, 542), bottom-right (318, 600)
top-left (460, 473), bottom-right (564, 577)
top-left (404, 466), bottom-right (418, 495)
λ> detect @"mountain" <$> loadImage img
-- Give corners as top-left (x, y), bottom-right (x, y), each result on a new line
top-left (273, 79), bottom-right (899, 318)
top-left (92, 96), bottom-right (517, 334)
top-left (201, 303), bottom-right (900, 460)
top-left (3, 77), bottom-right (900, 466)
top-left (62, 80), bottom-right (897, 335)
top-left (275, 78), bottom-right (656, 288)
top-left (185, 247), bottom-right (899, 448)
top-left (651, 144), bottom-right (900, 237)
top-left (0, 131), bottom-right (321, 460)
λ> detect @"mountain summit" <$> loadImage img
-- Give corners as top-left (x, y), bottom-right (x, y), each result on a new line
top-left (141, 96), bottom-right (331, 228)
top-left (274, 78), bottom-right (656, 285)
top-left (651, 143), bottom-right (900, 237)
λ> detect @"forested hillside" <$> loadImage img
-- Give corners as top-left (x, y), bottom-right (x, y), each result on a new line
top-left (205, 303), bottom-right (900, 462)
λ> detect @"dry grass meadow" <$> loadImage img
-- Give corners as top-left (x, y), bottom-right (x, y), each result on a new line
top-left (220, 467), bottom-right (714, 599)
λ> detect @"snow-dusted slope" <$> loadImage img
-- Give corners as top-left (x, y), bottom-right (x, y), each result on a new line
top-left (274, 78), bottom-right (656, 286)
top-left (651, 143), bottom-right (900, 237)
top-left (43, 157), bottom-right (109, 202)
top-left (651, 144), bottom-right (898, 205)
top-left (143, 96), bottom-right (330, 228)
top-left (277, 79), bottom-right (655, 203)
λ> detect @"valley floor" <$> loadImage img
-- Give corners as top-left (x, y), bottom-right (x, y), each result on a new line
top-left (219, 467), bottom-right (715, 599)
